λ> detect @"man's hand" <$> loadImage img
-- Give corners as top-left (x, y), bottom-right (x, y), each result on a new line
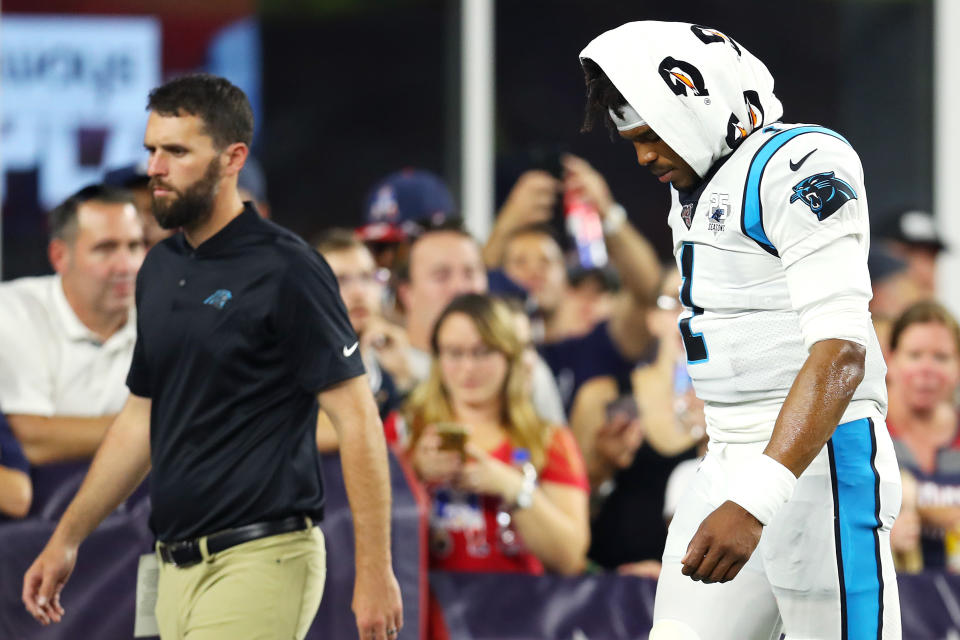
top-left (681, 500), bottom-right (762, 584)
top-left (562, 155), bottom-right (614, 216)
top-left (497, 170), bottom-right (560, 230)
top-left (22, 539), bottom-right (77, 625)
top-left (361, 317), bottom-right (414, 391)
top-left (353, 566), bottom-right (403, 640)
top-left (594, 413), bottom-right (644, 471)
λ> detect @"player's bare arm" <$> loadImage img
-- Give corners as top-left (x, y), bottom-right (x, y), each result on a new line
top-left (22, 393), bottom-right (152, 625)
top-left (319, 375), bottom-right (403, 640)
top-left (681, 338), bottom-right (865, 583)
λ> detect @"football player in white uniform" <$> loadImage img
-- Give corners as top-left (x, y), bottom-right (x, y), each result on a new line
top-left (579, 21), bottom-right (901, 640)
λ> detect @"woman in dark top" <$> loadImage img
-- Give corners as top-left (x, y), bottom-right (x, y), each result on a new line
top-left (886, 301), bottom-right (960, 569)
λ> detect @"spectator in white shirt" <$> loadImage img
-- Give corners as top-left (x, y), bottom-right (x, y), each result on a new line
top-left (0, 184), bottom-right (145, 464)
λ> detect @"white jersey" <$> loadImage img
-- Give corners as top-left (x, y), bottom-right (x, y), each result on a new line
top-left (667, 123), bottom-right (887, 442)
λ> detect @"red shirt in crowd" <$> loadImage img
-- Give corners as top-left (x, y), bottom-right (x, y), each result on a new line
top-left (425, 426), bottom-right (589, 574)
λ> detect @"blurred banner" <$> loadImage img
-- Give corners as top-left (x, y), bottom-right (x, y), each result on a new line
top-left (431, 570), bottom-right (960, 639)
top-left (3, 451), bottom-right (960, 639)
top-left (1, 15), bottom-right (161, 210)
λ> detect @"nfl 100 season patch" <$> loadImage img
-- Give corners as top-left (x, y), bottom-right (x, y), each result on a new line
top-left (706, 192), bottom-right (729, 237)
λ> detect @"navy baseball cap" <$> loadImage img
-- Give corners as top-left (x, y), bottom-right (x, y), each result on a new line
top-left (103, 161), bottom-right (149, 188)
top-left (877, 209), bottom-right (947, 252)
top-left (358, 168), bottom-right (457, 243)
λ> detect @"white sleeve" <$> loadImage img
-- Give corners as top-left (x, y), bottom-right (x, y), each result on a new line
top-left (784, 235), bottom-right (873, 350)
top-left (753, 131), bottom-right (873, 350)
top-left (0, 293), bottom-right (55, 415)
top-left (761, 131), bottom-right (870, 269)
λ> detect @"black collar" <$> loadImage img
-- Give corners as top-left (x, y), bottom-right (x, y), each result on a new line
top-left (177, 202), bottom-right (262, 257)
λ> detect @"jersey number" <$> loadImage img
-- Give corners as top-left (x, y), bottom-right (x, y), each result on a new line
top-left (679, 242), bottom-right (709, 363)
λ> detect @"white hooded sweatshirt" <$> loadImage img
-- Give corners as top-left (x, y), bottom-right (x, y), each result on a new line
top-left (580, 22), bottom-right (886, 442)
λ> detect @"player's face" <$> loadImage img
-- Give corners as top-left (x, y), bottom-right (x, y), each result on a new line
top-left (406, 232), bottom-right (488, 329)
top-left (323, 245), bottom-right (384, 335)
top-left (144, 111), bottom-right (223, 231)
top-left (502, 232), bottom-right (567, 313)
top-left (53, 201), bottom-right (146, 318)
top-left (890, 321), bottom-right (960, 411)
top-left (619, 125), bottom-right (700, 191)
top-left (436, 312), bottom-right (509, 408)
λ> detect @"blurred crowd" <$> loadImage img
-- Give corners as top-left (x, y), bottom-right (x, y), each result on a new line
top-left (0, 148), bottom-right (956, 635)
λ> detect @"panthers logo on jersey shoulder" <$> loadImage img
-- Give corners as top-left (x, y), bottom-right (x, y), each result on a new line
top-left (789, 171), bottom-right (857, 221)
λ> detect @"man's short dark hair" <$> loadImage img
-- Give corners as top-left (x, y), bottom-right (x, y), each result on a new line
top-left (314, 228), bottom-right (366, 255)
top-left (147, 73), bottom-right (254, 149)
top-left (49, 184), bottom-right (136, 242)
top-left (506, 222), bottom-right (563, 250)
top-left (581, 58), bottom-right (629, 140)
top-left (398, 226), bottom-right (479, 284)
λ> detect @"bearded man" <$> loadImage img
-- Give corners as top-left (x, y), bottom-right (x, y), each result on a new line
top-left (23, 74), bottom-right (403, 640)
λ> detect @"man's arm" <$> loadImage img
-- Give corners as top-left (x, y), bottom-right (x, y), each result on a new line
top-left (8, 414), bottom-right (115, 465)
top-left (562, 155), bottom-right (661, 359)
top-left (762, 339), bottom-right (865, 473)
top-left (681, 339), bottom-right (865, 584)
top-left (319, 375), bottom-right (403, 640)
top-left (0, 466), bottom-right (32, 518)
top-left (22, 393), bottom-right (151, 625)
top-left (482, 170), bottom-right (559, 268)
top-left (315, 409), bottom-right (339, 453)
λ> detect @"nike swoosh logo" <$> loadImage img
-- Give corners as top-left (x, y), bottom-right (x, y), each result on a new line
top-left (789, 148), bottom-right (817, 171)
top-left (342, 342), bottom-right (359, 357)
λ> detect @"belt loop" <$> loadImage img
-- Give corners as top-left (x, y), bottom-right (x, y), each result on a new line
top-left (304, 515), bottom-right (313, 529)
top-left (199, 536), bottom-right (213, 563)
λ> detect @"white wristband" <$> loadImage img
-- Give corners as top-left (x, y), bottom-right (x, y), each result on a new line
top-left (602, 203), bottom-right (627, 235)
top-left (727, 454), bottom-right (797, 526)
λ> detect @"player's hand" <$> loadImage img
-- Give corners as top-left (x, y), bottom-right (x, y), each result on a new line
top-left (352, 565), bottom-right (403, 640)
top-left (22, 539), bottom-right (78, 625)
top-left (562, 154), bottom-right (615, 216)
top-left (681, 500), bottom-right (762, 584)
top-left (409, 425), bottom-right (464, 486)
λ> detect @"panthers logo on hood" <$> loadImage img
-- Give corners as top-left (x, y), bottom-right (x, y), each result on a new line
top-left (790, 171), bottom-right (858, 221)
top-left (658, 57), bottom-right (709, 97)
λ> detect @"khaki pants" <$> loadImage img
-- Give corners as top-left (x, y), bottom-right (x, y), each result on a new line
top-left (156, 526), bottom-right (326, 640)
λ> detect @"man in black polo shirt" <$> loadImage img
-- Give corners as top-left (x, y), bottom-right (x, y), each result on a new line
top-left (22, 74), bottom-right (403, 640)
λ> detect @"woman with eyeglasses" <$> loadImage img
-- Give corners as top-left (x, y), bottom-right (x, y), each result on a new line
top-left (404, 293), bottom-right (590, 578)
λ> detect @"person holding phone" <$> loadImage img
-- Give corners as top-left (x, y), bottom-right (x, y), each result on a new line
top-left (404, 293), bottom-right (589, 577)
